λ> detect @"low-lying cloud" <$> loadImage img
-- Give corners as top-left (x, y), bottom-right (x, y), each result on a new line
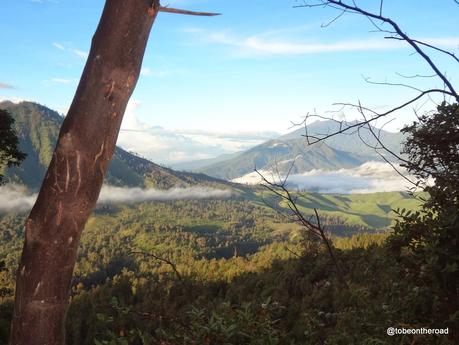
top-left (234, 162), bottom-right (421, 194)
top-left (98, 186), bottom-right (232, 204)
top-left (0, 185), bottom-right (232, 213)
top-left (0, 185), bottom-right (37, 213)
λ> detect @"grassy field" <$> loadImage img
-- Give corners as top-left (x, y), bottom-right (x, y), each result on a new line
top-left (254, 189), bottom-right (423, 229)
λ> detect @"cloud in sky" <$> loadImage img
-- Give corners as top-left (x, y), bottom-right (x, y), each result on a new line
top-left (0, 83), bottom-right (14, 89)
top-left (140, 67), bottom-right (171, 78)
top-left (185, 27), bottom-right (459, 57)
top-left (140, 66), bottom-right (192, 79)
top-left (0, 97), bottom-right (25, 104)
top-left (52, 42), bottom-right (65, 50)
top-left (72, 49), bottom-right (88, 59)
top-left (52, 42), bottom-right (88, 60)
top-left (50, 78), bottom-right (72, 84)
top-left (118, 100), bottom-right (220, 163)
top-left (0, 185), bottom-right (232, 213)
top-left (233, 161), bottom-right (420, 194)
top-left (140, 67), bottom-right (152, 76)
top-left (42, 78), bottom-right (75, 87)
top-left (31, 0), bottom-right (59, 3)
top-left (117, 100), bottom-right (277, 164)
top-left (0, 185), bottom-right (36, 213)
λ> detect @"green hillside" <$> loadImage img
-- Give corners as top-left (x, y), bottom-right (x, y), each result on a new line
top-left (287, 191), bottom-right (421, 228)
top-left (0, 101), bottom-right (232, 190)
top-left (251, 187), bottom-right (422, 230)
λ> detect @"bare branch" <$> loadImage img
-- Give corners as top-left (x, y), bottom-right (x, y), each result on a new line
top-left (159, 6), bottom-right (221, 16)
top-left (321, 9), bottom-right (346, 28)
top-left (354, 110), bottom-right (422, 187)
top-left (285, 246), bottom-right (302, 258)
top-left (395, 72), bottom-right (437, 79)
top-left (362, 75), bottom-right (423, 93)
top-left (385, 36), bottom-right (459, 64)
top-left (255, 168), bottom-right (348, 287)
top-left (302, 89), bottom-right (454, 145)
top-left (295, 0), bottom-right (458, 100)
top-left (131, 251), bottom-right (183, 281)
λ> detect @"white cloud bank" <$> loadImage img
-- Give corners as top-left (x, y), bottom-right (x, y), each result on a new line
top-left (0, 185), bottom-right (37, 213)
top-left (233, 162), bottom-right (420, 194)
top-left (118, 100), bottom-right (277, 164)
top-left (98, 186), bottom-right (232, 204)
top-left (0, 185), bottom-right (232, 214)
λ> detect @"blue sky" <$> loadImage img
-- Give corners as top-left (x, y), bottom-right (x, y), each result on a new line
top-left (1, 0), bottom-right (458, 163)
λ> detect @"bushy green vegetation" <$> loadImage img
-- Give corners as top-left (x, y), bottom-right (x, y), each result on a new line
top-left (0, 195), bottom-right (456, 344)
top-left (0, 109), bottom-right (26, 185)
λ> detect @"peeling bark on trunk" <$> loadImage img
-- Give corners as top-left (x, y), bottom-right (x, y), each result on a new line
top-left (10, 1), bottom-right (159, 343)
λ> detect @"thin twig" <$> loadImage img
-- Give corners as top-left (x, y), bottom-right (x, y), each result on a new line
top-left (385, 36), bottom-right (459, 64)
top-left (301, 89), bottom-right (454, 145)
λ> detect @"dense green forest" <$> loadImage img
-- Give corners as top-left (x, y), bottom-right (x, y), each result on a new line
top-left (0, 192), bottom-right (456, 344)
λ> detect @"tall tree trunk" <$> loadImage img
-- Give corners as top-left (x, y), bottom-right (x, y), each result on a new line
top-left (10, 1), bottom-right (159, 343)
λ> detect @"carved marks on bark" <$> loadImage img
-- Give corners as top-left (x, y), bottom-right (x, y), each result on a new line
top-left (51, 150), bottom-right (84, 197)
top-left (93, 141), bottom-right (105, 168)
top-left (56, 202), bottom-right (63, 226)
top-left (33, 281), bottom-right (42, 297)
top-left (103, 80), bottom-right (116, 101)
top-left (75, 151), bottom-right (82, 197)
top-left (103, 73), bottom-right (137, 107)
top-left (46, 129), bottom-right (108, 201)
top-left (65, 158), bottom-right (70, 192)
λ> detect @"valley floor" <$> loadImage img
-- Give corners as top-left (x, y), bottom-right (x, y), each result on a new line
top-left (0, 195), bottom-right (455, 344)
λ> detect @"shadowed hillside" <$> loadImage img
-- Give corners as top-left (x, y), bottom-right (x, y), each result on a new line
top-left (0, 101), bottom-right (233, 190)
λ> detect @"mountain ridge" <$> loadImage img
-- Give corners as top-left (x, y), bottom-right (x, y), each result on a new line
top-left (194, 120), bottom-right (404, 180)
top-left (0, 101), bottom-right (233, 190)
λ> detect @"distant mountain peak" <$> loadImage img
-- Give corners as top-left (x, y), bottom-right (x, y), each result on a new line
top-left (194, 119), bottom-right (404, 180)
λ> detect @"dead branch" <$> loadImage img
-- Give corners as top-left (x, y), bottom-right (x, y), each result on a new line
top-left (131, 251), bottom-right (183, 281)
top-left (295, 0), bottom-right (458, 100)
top-left (301, 89), bottom-right (454, 145)
top-left (159, 6), bottom-right (221, 16)
top-left (385, 36), bottom-right (459, 64)
top-left (354, 111), bottom-right (422, 187)
top-left (255, 169), bottom-right (348, 287)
